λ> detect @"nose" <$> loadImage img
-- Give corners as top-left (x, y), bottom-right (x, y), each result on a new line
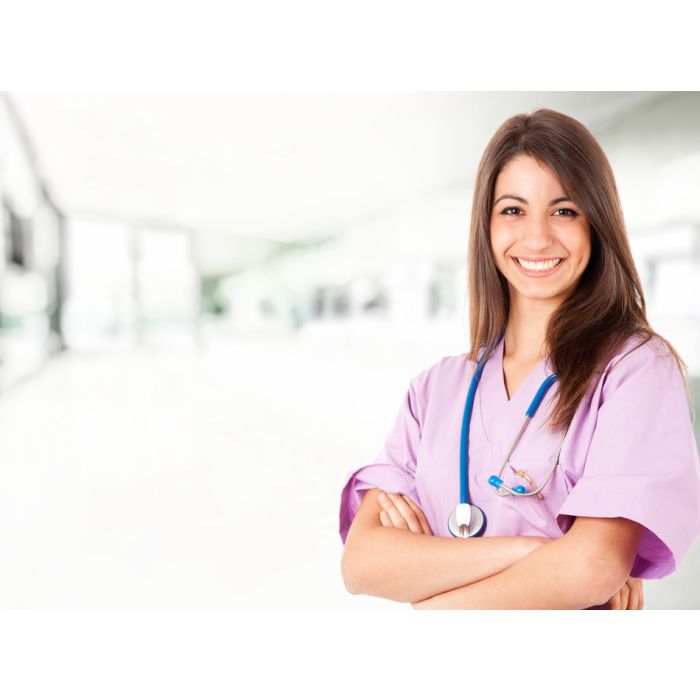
top-left (521, 215), bottom-right (557, 253)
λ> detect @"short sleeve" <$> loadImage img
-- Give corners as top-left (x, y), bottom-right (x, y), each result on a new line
top-left (338, 368), bottom-right (429, 545)
top-left (556, 339), bottom-right (700, 579)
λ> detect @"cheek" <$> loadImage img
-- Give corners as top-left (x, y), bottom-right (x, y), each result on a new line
top-left (489, 223), bottom-right (511, 256)
top-left (562, 226), bottom-right (591, 262)
top-left (489, 232), bottom-right (509, 274)
top-left (582, 246), bottom-right (592, 269)
top-left (576, 233), bottom-right (592, 267)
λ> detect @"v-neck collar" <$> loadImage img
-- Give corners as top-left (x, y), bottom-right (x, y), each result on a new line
top-left (474, 334), bottom-right (558, 451)
top-left (492, 334), bottom-right (550, 408)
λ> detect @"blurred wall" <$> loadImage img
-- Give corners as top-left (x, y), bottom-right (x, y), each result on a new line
top-left (0, 97), bottom-right (64, 391)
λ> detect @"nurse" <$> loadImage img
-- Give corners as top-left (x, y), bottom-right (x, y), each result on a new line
top-left (338, 108), bottom-right (700, 609)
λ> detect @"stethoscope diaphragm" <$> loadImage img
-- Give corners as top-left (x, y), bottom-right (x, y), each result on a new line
top-left (447, 503), bottom-right (486, 538)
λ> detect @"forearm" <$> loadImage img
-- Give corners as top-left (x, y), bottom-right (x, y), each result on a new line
top-left (342, 528), bottom-right (546, 603)
top-left (412, 534), bottom-right (609, 609)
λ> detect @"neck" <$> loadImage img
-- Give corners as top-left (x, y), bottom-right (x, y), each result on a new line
top-left (503, 294), bottom-right (559, 362)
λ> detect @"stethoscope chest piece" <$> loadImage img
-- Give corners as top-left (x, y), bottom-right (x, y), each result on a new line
top-left (447, 503), bottom-right (486, 538)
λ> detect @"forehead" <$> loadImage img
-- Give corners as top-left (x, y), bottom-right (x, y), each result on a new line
top-left (494, 154), bottom-right (563, 192)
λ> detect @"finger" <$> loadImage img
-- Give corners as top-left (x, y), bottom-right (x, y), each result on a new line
top-left (385, 492), bottom-right (423, 533)
top-left (627, 585), bottom-right (640, 610)
top-left (387, 492), bottom-right (423, 533)
top-left (632, 577), bottom-right (644, 609)
top-left (378, 492), bottom-right (410, 530)
top-left (626, 579), bottom-right (639, 610)
top-left (631, 579), bottom-right (644, 610)
top-left (619, 583), bottom-right (630, 611)
top-left (376, 491), bottom-right (400, 526)
top-left (401, 495), bottom-right (433, 535)
top-left (609, 591), bottom-right (620, 610)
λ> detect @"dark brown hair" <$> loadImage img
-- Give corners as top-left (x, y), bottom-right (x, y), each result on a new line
top-left (467, 107), bottom-right (693, 433)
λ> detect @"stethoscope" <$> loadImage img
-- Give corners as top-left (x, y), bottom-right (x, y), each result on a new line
top-left (447, 331), bottom-right (569, 538)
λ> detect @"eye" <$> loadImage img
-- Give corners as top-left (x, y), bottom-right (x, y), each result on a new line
top-left (500, 206), bottom-right (522, 215)
top-left (553, 208), bottom-right (578, 217)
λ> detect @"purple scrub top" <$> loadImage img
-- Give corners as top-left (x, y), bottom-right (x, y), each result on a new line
top-left (339, 332), bottom-right (700, 581)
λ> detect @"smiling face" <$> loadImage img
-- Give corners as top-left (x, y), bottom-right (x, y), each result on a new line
top-left (489, 154), bottom-right (592, 310)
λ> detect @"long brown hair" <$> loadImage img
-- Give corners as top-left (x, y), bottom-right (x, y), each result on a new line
top-left (467, 107), bottom-right (694, 433)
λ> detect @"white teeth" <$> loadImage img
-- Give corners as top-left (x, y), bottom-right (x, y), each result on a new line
top-left (516, 257), bottom-right (562, 271)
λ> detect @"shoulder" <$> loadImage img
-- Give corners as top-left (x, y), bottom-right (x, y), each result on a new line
top-left (599, 332), bottom-right (685, 400)
top-left (406, 352), bottom-right (474, 406)
top-left (605, 332), bottom-right (678, 375)
top-left (410, 352), bottom-right (474, 388)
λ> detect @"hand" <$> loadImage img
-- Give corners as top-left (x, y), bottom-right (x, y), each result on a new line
top-left (377, 491), bottom-right (433, 536)
top-left (608, 576), bottom-right (644, 610)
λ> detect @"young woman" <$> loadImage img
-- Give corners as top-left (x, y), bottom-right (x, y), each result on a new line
top-left (338, 108), bottom-right (700, 610)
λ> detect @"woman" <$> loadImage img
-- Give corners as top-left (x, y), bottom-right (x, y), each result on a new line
top-left (338, 108), bottom-right (700, 610)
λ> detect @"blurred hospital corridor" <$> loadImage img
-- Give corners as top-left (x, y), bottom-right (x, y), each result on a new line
top-left (1, 92), bottom-right (700, 608)
top-left (0, 324), bottom-right (460, 607)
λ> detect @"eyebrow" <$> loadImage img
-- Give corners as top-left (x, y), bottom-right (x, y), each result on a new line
top-left (493, 194), bottom-right (573, 206)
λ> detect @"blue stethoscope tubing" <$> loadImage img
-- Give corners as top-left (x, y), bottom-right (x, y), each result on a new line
top-left (459, 355), bottom-right (487, 506)
top-left (450, 331), bottom-right (561, 538)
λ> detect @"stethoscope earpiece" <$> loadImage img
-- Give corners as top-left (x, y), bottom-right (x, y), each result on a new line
top-left (489, 475), bottom-right (527, 495)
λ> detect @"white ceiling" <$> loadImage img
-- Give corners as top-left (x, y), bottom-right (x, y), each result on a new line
top-left (12, 92), bottom-right (661, 245)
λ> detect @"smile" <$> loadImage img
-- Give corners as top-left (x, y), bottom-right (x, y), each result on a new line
top-left (515, 257), bottom-right (562, 270)
top-left (511, 256), bottom-right (565, 277)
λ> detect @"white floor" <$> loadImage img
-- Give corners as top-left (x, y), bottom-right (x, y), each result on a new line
top-left (0, 321), bottom-right (447, 608)
top-left (0, 321), bottom-right (698, 608)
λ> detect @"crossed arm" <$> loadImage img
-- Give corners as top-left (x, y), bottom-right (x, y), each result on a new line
top-left (340, 488), bottom-right (645, 609)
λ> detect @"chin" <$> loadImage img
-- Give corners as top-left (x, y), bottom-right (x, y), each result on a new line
top-left (511, 285), bottom-right (568, 303)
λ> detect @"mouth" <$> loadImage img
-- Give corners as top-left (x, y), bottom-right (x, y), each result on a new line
top-left (510, 256), bottom-right (566, 276)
